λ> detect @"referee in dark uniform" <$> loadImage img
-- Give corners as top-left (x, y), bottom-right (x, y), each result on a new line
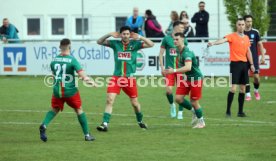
top-left (208, 18), bottom-right (255, 117)
top-left (243, 15), bottom-right (266, 101)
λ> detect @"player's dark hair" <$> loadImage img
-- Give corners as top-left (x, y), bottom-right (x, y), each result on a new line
top-left (60, 38), bottom-right (71, 50)
top-left (173, 21), bottom-right (185, 28)
top-left (60, 38), bottom-right (71, 46)
top-left (3, 18), bottom-right (8, 21)
top-left (199, 1), bottom-right (205, 5)
top-left (120, 26), bottom-right (131, 33)
top-left (174, 32), bottom-right (185, 38)
top-left (243, 15), bottom-right (253, 21)
top-left (237, 18), bottom-right (244, 22)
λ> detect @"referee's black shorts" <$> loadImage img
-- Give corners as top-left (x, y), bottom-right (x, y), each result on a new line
top-left (230, 61), bottom-right (249, 85)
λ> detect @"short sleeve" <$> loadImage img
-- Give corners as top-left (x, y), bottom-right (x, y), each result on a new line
top-left (72, 58), bottom-right (83, 73)
top-left (160, 38), bottom-right (167, 49)
top-left (224, 34), bottom-right (233, 43)
top-left (106, 40), bottom-right (116, 48)
top-left (184, 38), bottom-right (188, 46)
top-left (184, 52), bottom-right (193, 62)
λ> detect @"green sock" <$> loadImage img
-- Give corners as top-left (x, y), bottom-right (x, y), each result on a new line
top-left (42, 110), bottom-right (56, 126)
top-left (166, 93), bottom-right (174, 104)
top-left (103, 112), bottom-right (111, 123)
top-left (179, 105), bottom-right (184, 111)
top-left (77, 113), bottom-right (90, 135)
top-left (135, 112), bottom-right (143, 122)
top-left (179, 98), bottom-right (192, 110)
top-left (195, 107), bottom-right (203, 118)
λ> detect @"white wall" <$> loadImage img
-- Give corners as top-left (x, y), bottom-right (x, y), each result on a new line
top-left (0, 0), bottom-right (232, 40)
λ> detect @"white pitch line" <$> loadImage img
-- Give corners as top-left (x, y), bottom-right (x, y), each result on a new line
top-left (0, 109), bottom-right (275, 125)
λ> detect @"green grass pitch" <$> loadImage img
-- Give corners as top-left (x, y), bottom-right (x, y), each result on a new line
top-left (0, 76), bottom-right (275, 161)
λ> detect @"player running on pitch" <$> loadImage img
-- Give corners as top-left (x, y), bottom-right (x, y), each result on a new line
top-left (159, 21), bottom-right (190, 119)
top-left (164, 32), bottom-right (205, 128)
top-left (243, 15), bottom-right (266, 101)
top-left (96, 26), bottom-right (154, 132)
top-left (39, 38), bottom-right (96, 142)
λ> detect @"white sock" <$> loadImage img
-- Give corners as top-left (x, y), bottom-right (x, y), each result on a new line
top-left (178, 111), bottom-right (183, 115)
top-left (246, 93), bottom-right (251, 97)
top-left (191, 108), bottom-right (195, 114)
top-left (103, 122), bottom-right (108, 126)
top-left (254, 89), bottom-right (259, 93)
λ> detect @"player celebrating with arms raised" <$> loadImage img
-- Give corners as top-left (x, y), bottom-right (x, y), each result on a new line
top-left (164, 33), bottom-right (205, 128)
top-left (39, 38), bottom-right (96, 142)
top-left (96, 26), bottom-right (154, 132)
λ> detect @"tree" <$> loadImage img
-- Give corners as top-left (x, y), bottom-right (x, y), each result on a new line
top-left (224, 0), bottom-right (270, 36)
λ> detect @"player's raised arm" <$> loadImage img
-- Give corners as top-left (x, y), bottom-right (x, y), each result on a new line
top-left (130, 32), bottom-right (154, 48)
top-left (207, 37), bottom-right (228, 47)
top-left (97, 32), bottom-right (120, 46)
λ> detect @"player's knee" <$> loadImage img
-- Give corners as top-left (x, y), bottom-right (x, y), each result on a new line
top-left (175, 96), bottom-right (183, 104)
top-left (106, 96), bottom-right (115, 105)
top-left (131, 99), bottom-right (139, 107)
top-left (230, 87), bottom-right (236, 93)
top-left (75, 108), bottom-right (83, 115)
top-left (52, 108), bottom-right (60, 113)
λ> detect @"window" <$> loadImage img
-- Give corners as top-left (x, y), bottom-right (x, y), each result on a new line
top-left (51, 18), bottom-right (64, 35)
top-left (115, 17), bottom-right (127, 32)
top-left (75, 18), bottom-right (89, 35)
top-left (27, 18), bottom-right (40, 35)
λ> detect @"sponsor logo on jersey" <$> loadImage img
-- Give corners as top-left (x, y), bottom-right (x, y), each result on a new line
top-left (251, 34), bottom-right (255, 39)
top-left (3, 47), bottom-right (27, 72)
top-left (169, 48), bottom-right (177, 56)
top-left (118, 52), bottom-right (131, 60)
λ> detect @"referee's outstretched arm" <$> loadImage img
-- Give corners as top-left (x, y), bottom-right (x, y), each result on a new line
top-left (207, 38), bottom-right (228, 47)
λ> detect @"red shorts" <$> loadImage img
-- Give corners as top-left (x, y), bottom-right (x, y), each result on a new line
top-left (165, 73), bottom-right (183, 86)
top-left (51, 92), bottom-right (82, 111)
top-left (107, 76), bottom-right (138, 98)
top-left (176, 80), bottom-right (203, 100)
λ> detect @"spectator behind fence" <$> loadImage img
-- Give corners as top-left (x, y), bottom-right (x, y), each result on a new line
top-left (144, 9), bottom-right (165, 41)
top-left (182, 18), bottom-right (195, 41)
top-left (0, 18), bottom-right (19, 43)
top-left (125, 7), bottom-right (144, 36)
top-left (165, 11), bottom-right (179, 35)
top-left (191, 1), bottom-right (209, 41)
top-left (179, 11), bottom-right (189, 21)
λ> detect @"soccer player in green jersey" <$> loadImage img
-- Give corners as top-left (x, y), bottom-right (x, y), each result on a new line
top-left (39, 39), bottom-right (96, 142)
top-left (96, 26), bottom-right (154, 132)
top-left (159, 21), bottom-right (190, 119)
top-left (164, 33), bottom-right (206, 128)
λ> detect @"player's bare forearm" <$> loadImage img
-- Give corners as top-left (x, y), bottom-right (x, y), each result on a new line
top-left (159, 48), bottom-right (165, 70)
top-left (97, 34), bottom-right (111, 45)
top-left (140, 36), bottom-right (154, 48)
top-left (176, 65), bottom-right (191, 73)
top-left (78, 71), bottom-right (96, 86)
top-left (258, 41), bottom-right (266, 56)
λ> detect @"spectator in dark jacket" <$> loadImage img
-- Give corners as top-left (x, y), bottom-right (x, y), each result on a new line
top-left (144, 9), bottom-right (164, 40)
top-left (1, 18), bottom-right (19, 43)
top-left (191, 1), bottom-right (209, 41)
